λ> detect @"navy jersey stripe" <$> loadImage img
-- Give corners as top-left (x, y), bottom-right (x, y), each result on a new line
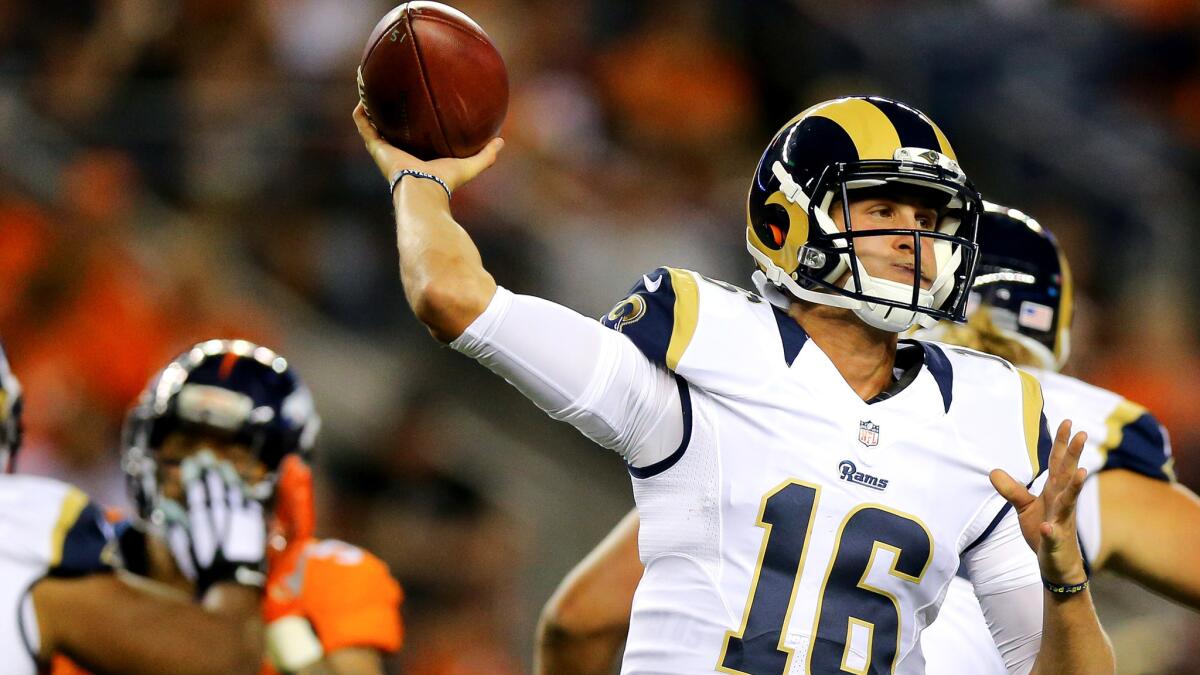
top-left (771, 305), bottom-right (808, 367)
top-left (18, 580), bottom-right (40, 667)
top-left (919, 341), bottom-right (954, 413)
top-left (1103, 412), bottom-right (1172, 482)
top-left (628, 376), bottom-right (693, 479)
top-left (867, 98), bottom-right (941, 152)
top-left (961, 503), bottom-right (1014, 556)
top-left (1036, 412), bottom-right (1053, 479)
top-left (51, 501), bottom-right (115, 577)
top-left (962, 470), bottom-right (1041, 556)
top-left (601, 267), bottom-right (676, 367)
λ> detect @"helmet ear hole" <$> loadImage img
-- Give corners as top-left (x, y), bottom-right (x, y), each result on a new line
top-left (753, 203), bottom-right (791, 250)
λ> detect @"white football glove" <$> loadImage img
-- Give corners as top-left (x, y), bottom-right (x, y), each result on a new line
top-left (158, 451), bottom-right (268, 593)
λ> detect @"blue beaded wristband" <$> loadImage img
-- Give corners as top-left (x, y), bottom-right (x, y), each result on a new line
top-left (1042, 576), bottom-right (1089, 595)
top-left (389, 169), bottom-right (451, 199)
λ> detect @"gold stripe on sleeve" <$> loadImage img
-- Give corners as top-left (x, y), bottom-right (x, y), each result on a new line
top-left (49, 487), bottom-right (89, 568)
top-left (1099, 399), bottom-right (1147, 462)
top-left (1055, 250), bottom-right (1074, 365)
top-left (666, 268), bottom-right (700, 371)
top-left (1018, 370), bottom-right (1045, 475)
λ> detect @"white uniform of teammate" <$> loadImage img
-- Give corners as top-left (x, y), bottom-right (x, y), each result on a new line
top-left (0, 475), bottom-right (114, 674)
top-left (922, 367), bottom-right (1174, 674)
top-left (452, 267), bottom-right (1058, 674)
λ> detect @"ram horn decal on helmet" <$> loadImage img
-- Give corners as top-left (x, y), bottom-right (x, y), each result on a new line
top-left (746, 96), bottom-right (983, 332)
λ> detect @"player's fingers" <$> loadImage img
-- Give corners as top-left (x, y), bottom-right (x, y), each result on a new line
top-left (1047, 419), bottom-right (1073, 475)
top-left (352, 102), bottom-right (381, 144)
top-left (1051, 467), bottom-right (1088, 523)
top-left (990, 469), bottom-right (1035, 511)
top-left (456, 137), bottom-right (505, 185)
top-left (1067, 431), bottom-right (1087, 468)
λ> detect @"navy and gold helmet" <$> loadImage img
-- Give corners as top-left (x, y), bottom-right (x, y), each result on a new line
top-left (747, 96), bottom-right (983, 332)
top-left (0, 342), bottom-right (22, 474)
top-left (969, 202), bottom-right (1073, 370)
top-left (122, 339), bottom-right (320, 520)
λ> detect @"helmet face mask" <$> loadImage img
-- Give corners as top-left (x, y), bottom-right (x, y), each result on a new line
top-left (122, 339), bottom-right (320, 523)
top-left (747, 96), bottom-right (983, 332)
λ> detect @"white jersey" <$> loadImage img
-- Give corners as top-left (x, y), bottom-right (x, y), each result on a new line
top-left (0, 474), bottom-right (114, 674)
top-left (453, 268), bottom-right (1054, 674)
top-left (922, 367), bottom-right (1174, 675)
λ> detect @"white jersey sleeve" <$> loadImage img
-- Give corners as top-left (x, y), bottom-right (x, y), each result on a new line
top-left (450, 286), bottom-right (686, 469)
top-left (0, 475), bottom-right (115, 674)
top-left (960, 507), bottom-right (1043, 675)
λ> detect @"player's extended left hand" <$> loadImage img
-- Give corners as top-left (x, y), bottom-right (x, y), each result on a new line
top-left (353, 102), bottom-right (504, 193)
top-left (990, 420), bottom-right (1090, 586)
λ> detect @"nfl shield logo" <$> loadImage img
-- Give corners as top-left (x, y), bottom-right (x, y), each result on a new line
top-left (858, 420), bottom-right (880, 448)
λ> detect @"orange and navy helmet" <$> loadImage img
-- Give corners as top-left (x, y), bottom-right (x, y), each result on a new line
top-left (121, 339), bottom-right (320, 520)
top-left (969, 202), bottom-right (1073, 370)
top-left (0, 341), bottom-right (22, 474)
top-left (747, 95), bottom-right (983, 332)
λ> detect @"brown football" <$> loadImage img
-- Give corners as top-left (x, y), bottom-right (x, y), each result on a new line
top-left (358, 2), bottom-right (508, 160)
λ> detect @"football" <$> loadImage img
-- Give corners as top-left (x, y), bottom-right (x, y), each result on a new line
top-left (358, 1), bottom-right (508, 160)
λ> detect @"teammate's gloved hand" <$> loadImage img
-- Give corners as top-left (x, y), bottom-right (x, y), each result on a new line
top-left (158, 451), bottom-right (268, 595)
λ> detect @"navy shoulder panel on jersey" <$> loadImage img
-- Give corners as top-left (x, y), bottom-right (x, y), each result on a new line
top-left (601, 267), bottom-right (699, 370)
top-left (601, 267), bottom-right (678, 367)
top-left (771, 305), bottom-right (808, 367)
top-left (50, 500), bottom-right (116, 577)
top-left (1103, 409), bottom-right (1173, 482)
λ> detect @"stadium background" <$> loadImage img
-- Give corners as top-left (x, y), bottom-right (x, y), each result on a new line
top-left (1, 0), bottom-right (1197, 671)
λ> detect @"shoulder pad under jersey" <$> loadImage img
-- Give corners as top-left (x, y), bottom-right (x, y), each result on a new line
top-left (0, 475), bottom-right (114, 577)
top-left (1036, 369), bottom-right (1174, 481)
top-left (601, 267), bottom-right (807, 395)
top-left (934, 344), bottom-right (1053, 485)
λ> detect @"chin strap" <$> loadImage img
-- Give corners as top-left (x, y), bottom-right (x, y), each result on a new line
top-left (751, 270), bottom-right (793, 310)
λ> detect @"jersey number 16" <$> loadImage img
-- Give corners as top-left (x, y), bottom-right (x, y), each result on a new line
top-left (718, 480), bottom-right (933, 675)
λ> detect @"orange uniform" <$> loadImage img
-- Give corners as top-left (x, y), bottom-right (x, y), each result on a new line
top-left (52, 535), bottom-right (403, 675)
top-left (262, 536), bottom-right (404, 672)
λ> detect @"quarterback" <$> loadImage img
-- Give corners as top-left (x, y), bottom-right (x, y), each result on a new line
top-left (53, 339), bottom-right (404, 675)
top-left (533, 203), bottom-right (1198, 674)
top-left (355, 95), bottom-right (1114, 673)
top-left (0, 343), bottom-right (266, 675)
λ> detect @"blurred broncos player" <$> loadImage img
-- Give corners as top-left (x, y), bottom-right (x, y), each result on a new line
top-left (532, 203), bottom-right (1200, 674)
top-left (356, 93), bottom-right (1116, 674)
top-left (53, 339), bottom-right (403, 675)
top-left (0, 342), bottom-right (267, 675)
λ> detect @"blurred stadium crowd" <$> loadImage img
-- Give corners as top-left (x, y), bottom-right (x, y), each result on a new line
top-left (1, 0), bottom-right (1197, 671)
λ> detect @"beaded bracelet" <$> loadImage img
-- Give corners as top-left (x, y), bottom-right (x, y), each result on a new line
top-left (1043, 577), bottom-right (1089, 595)
top-left (389, 169), bottom-right (451, 199)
